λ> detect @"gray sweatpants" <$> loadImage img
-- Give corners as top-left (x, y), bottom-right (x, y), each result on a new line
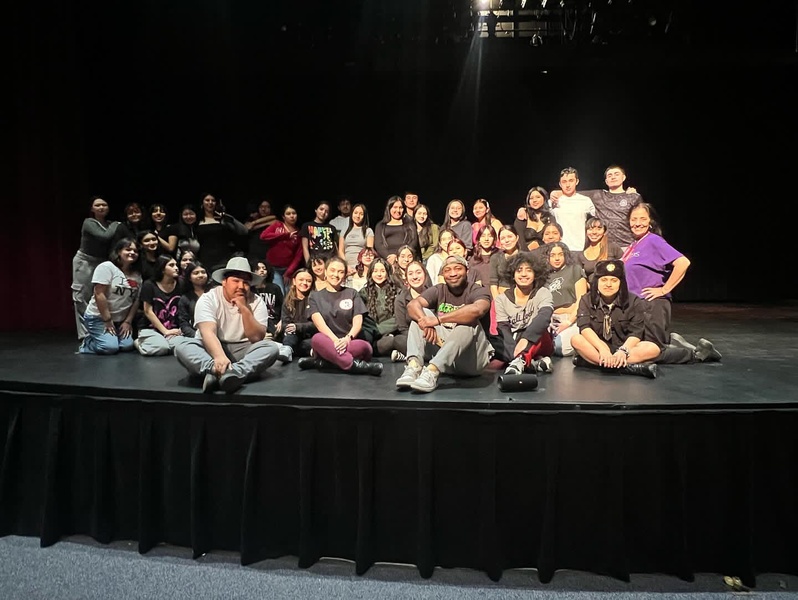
top-left (406, 317), bottom-right (492, 376)
top-left (174, 338), bottom-right (280, 381)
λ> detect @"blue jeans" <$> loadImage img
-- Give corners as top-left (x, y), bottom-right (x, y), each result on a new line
top-left (79, 314), bottom-right (135, 355)
top-left (272, 267), bottom-right (287, 296)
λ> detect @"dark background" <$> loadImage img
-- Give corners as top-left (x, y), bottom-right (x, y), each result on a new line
top-left (7, 0), bottom-right (798, 331)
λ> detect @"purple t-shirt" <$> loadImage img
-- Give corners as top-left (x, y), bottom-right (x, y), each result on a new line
top-left (623, 233), bottom-right (683, 299)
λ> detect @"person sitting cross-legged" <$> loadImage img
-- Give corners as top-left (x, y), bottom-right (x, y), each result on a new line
top-left (395, 255), bottom-right (494, 393)
top-left (297, 256), bottom-right (383, 376)
top-left (174, 256), bottom-right (281, 394)
top-left (571, 259), bottom-right (661, 379)
top-left (496, 252), bottom-right (555, 377)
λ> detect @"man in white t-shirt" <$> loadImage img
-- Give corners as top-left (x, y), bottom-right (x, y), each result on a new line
top-left (550, 164), bottom-right (641, 249)
top-left (328, 196), bottom-right (352, 234)
top-left (174, 256), bottom-right (281, 394)
top-left (550, 167), bottom-right (595, 253)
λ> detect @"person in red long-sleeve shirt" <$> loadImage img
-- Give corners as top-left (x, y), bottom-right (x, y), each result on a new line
top-left (259, 204), bottom-right (303, 294)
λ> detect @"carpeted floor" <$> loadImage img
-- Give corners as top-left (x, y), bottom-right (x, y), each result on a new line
top-left (1, 535), bottom-right (796, 599)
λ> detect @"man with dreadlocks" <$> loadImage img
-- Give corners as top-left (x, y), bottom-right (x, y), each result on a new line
top-left (571, 259), bottom-right (661, 379)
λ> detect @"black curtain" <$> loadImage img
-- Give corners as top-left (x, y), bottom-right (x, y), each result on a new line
top-left (7, 0), bottom-right (798, 333)
top-left (2, 391), bottom-right (798, 584)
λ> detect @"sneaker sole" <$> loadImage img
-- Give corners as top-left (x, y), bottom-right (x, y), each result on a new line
top-left (410, 384), bottom-right (436, 393)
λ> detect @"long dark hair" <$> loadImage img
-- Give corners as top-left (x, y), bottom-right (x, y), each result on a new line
top-left (414, 203), bottom-right (435, 249)
top-left (378, 196), bottom-right (415, 250)
top-left (153, 254), bottom-right (177, 283)
top-left (470, 224), bottom-right (499, 265)
top-left (181, 261), bottom-right (209, 296)
top-left (283, 268), bottom-right (311, 319)
top-left (364, 258), bottom-right (400, 318)
top-left (497, 224), bottom-right (520, 253)
top-left (404, 259), bottom-right (432, 293)
top-left (174, 204), bottom-right (198, 239)
top-left (149, 203), bottom-right (169, 232)
top-left (137, 229), bottom-right (159, 258)
top-left (525, 186), bottom-right (555, 224)
top-left (583, 217), bottom-right (610, 258)
top-left (343, 203), bottom-right (370, 242)
top-left (442, 198), bottom-right (467, 228)
top-left (545, 241), bottom-right (575, 268)
top-left (627, 202), bottom-right (663, 236)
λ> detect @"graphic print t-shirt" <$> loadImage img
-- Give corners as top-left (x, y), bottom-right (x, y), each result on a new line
top-left (300, 221), bottom-right (338, 259)
top-left (419, 282), bottom-right (492, 333)
top-left (84, 261), bottom-right (142, 322)
top-left (139, 280), bottom-right (181, 330)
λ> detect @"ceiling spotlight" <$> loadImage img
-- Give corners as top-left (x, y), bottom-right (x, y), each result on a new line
top-left (541, 0), bottom-right (547, 7)
top-left (478, 0), bottom-right (490, 7)
top-left (521, 0), bottom-right (527, 6)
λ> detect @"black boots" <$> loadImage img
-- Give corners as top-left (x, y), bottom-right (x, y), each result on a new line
top-left (621, 363), bottom-right (658, 379)
top-left (574, 355), bottom-right (657, 379)
top-left (297, 357), bottom-right (331, 370)
top-left (298, 356), bottom-right (383, 376)
top-left (349, 359), bottom-right (383, 376)
top-left (670, 332), bottom-right (722, 363)
top-left (694, 338), bottom-right (722, 362)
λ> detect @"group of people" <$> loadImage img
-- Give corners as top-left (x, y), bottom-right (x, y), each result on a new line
top-left (70, 164), bottom-right (721, 395)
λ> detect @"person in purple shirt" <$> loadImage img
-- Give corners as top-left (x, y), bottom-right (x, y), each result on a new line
top-left (622, 203), bottom-right (721, 363)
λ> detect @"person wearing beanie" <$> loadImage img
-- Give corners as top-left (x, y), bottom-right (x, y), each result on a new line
top-left (571, 259), bottom-right (661, 378)
top-left (395, 255), bottom-right (494, 393)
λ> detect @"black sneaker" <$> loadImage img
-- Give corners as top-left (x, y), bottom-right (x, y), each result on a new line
top-left (202, 373), bottom-right (218, 393)
top-left (219, 370), bottom-right (247, 394)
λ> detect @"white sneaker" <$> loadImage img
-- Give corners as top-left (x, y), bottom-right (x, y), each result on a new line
top-left (395, 363), bottom-right (422, 388)
top-left (537, 356), bottom-right (553, 373)
top-left (391, 350), bottom-right (406, 363)
top-left (277, 344), bottom-right (293, 363)
top-left (504, 356), bottom-right (525, 376)
top-left (410, 367), bottom-right (439, 393)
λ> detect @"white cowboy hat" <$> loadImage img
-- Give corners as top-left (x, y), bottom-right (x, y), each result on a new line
top-left (211, 256), bottom-right (264, 286)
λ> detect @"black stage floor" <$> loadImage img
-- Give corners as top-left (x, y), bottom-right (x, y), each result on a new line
top-left (2, 302), bottom-right (796, 411)
top-left (3, 301), bottom-right (798, 585)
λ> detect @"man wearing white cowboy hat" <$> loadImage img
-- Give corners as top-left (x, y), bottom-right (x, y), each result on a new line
top-left (174, 256), bottom-right (282, 394)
